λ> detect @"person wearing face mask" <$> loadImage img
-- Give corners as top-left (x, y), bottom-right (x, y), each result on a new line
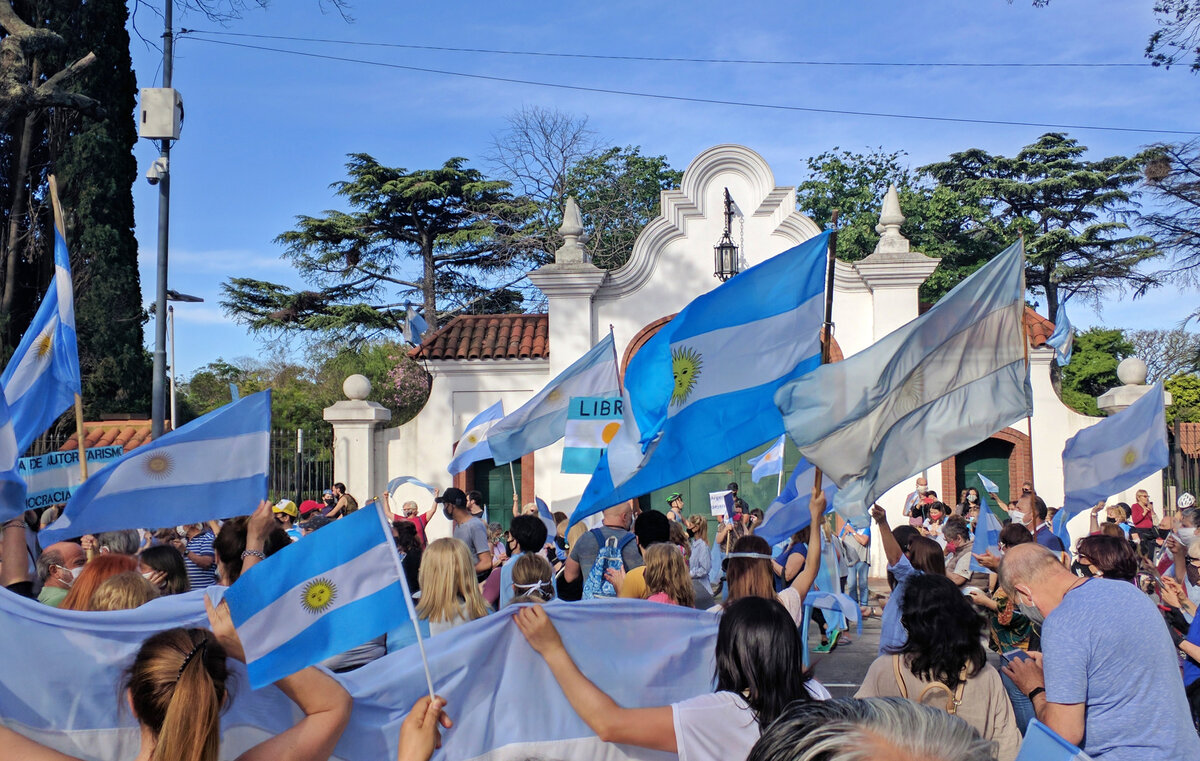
top-left (942, 520), bottom-right (974, 587)
top-left (172, 522), bottom-right (217, 589)
top-left (957, 488), bottom-right (980, 516)
top-left (903, 477), bottom-right (928, 528)
top-left (33, 541), bottom-right (86, 607)
top-left (1000, 543), bottom-right (1200, 761)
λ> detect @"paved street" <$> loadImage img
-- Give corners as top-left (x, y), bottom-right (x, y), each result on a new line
top-left (805, 581), bottom-right (889, 699)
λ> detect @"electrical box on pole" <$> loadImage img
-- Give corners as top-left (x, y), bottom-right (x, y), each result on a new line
top-left (138, 88), bottom-right (183, 140)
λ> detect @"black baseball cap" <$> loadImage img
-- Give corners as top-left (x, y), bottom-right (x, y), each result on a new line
top-left (436, 487), bottom-right (467, 508)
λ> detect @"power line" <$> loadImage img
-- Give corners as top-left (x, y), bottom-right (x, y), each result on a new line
top-left (181, 29), bottom-right (1149, 69)
top-left (182, 36), bottom-right (1200, 137)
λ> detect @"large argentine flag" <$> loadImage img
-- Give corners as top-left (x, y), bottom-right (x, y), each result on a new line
top-left (447, 401), bottom-right (503, 475)
top-left (40, 391), bottom-right (271, 543)
top-left (0, 393), bottom-right (27, 521)
top-left (224, 503), bottom-right (412, 688)
top-left (776, 239), bottom-right (1031, 524)
top-left (0, 590), bottom-right (717, 761)
top-left (1, 226), bottom-right (81, 453)
top-left (571, 232), bottom-right (829, 524)
top-left (755, 458), bottom-right (837, 547)
top-left (1061, 381), bottom-right (1168, 519)
top-left (488, 334), bottom-right (619, 465)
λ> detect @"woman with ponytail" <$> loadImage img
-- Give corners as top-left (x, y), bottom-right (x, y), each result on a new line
top-left (0, 597), bottom-right (352, 761)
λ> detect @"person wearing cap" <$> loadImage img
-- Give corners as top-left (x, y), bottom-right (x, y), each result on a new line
top-left (665, 493), bottom-right (684, 523)
top-left (319, 489), bottom-right (338, 517)
top-left (273, 500), bottom-right (303, 542)
top-left (438, 487), bottom-right (492, 580)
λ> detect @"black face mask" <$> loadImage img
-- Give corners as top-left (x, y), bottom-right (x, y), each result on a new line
top-left (443, 505), bottom-right (454, 520)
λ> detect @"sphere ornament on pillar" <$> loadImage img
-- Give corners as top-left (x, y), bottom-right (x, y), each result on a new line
top-left (1116, 357), bottom-right (1148, 386)
top-left (343, 374), bottom-right (372, 401)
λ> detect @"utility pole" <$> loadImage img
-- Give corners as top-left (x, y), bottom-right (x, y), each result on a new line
top-left (150, 0), bottom-right (174, 439)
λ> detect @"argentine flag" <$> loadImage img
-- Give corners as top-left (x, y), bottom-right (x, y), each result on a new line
top-left (755, 458), bottom-right (837, 547)
top-left (488, 334), bottom-right (619, 465)
top-left (40, 391), bottom-right (271, 543)
top-left (969, 490), bottom-right (1004, 574)
top-left (1045, 296), bottom-right (1075, 367)
top-left (776, 239), bottom-right (1031, 525)
top-left (570, 232), bottom-right (828, 525)
top-left (748, 435), bottom-right (786, 483)
top-left (0, 393), bottom-right (27, 521)
top-left (1, 225), bottom-right (81, 453)
top-left (1061, 381), bottom-right (1169, 519)
top-left (447, 400), bottom-right (504, 474)
top-left (224, 503), bottom-right (413, 689)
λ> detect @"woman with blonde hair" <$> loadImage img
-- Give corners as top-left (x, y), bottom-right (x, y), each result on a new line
top-left (510, 552), bottom-right (555, 603)
top-left (89, 571), bottom-right (160, 611)
top-left (0, 598), bottom-right (351, 761)
top-left (643, 543), bottom-right (694, 607)
top-left (416, 538), bottom-right (490, 635)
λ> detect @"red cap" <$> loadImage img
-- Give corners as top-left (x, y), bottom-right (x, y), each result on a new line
top-left (299, 499), bottom-right (323, 515)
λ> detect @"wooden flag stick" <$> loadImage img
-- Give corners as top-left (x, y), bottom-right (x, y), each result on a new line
top-left (48, 175), bottom-right (87, 482)
top-left (811, 210), bottom-right (839, 487)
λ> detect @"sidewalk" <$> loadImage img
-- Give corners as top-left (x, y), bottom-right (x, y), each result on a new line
top-left (805, 579), bottom-right (890, 698)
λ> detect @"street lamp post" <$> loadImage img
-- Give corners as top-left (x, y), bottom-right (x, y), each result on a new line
top-left (150, 0), bottom-right (175, 440)
top-left (165, 289), bottom-right (203, 431)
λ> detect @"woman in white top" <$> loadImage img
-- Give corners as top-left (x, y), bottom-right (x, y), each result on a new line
top-left (515, 595), bottom-right (827, 761)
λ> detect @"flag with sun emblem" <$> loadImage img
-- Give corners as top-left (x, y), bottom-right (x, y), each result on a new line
top-left (748, 435), bottom-right (786, 483)
top-left (39, 390), bottom-right (272, 543)
top-left (775, 239), bottom-right (1031, 525)
top-left (0, 225), bottom-right (80, 452)
top-left (488, 333), bottom-right (619, 466)
top-left (222, 502), bottom-right (414, 689)
top-left (1061, 381), bottom-right (1168, 521)
top-left (570, 232), bottom-right (829, 525)
top-left (447, 401), bottom-right (504, 475)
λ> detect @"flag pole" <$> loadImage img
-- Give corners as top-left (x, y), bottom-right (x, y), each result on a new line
top-left (811, 210), bottom-right (839, 487)
top-left (509, 461), bottom-right (518, 507)
top-left (373, 501), bottom-right (436, 700)
top-left (1019, 234), bottom-right (1035, 497)
top-left (608, 324), bottom-right (622, 394)
top-left (48, 175), bottom-right (88, 482)
top-left (777, 442), bottom-right (785, 497)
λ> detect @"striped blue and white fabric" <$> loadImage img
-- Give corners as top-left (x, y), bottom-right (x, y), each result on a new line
top-left (386, 475), bottom-right (438, 496)
top-left (0, 588), bottom-right (717, 761)
top-left (1061, 381), bottom-right (1169, 519)
top-left (488, 334), bottom-right (619, 465)
top-left (1016, 719), bottom-right (1093, 760)
top-left (978, 472), bottom-right (1000, 496)
top-left (40, 390), bottom-right (271, 543)
top-left (1, 226), bottom-right (81, 452)
top-left (224, 503), bottom-right (413, 688)
top-left (0, 393), bottom-right (27, 521)
top-left (1045, 297), bottom-right (1075, 367)
top-left (776, 239), bottom-right (1031, 526)
top-left (748, 435), bottom-right (785, 483)
top-left (571, 232), bottom-right (829, 525)
top-left (755, 458), bottom-right (837, 547)
top-left (447, 401), bottom-right (504, 475)
top-left (969, 492), bottom-right (1003, 574)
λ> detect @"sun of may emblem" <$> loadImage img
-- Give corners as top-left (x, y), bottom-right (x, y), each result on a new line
top-left (143, 452), bottom-right (175, 479)
top-left (301, 577), bottom-right (337, 614)
top-left (35, 331), bottom-right (53, 359)
top-left (671, 346), bottom-right (703, 406)
top-left (1122, 448), bottom-right (1138, 467)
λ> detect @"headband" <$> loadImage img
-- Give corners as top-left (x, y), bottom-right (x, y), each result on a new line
top-left (723, 552), bottom-right (774, 560)
top-left (176, 638), bottom-right (209, 681)
top-left (513, 580), bottom-right (551, 591)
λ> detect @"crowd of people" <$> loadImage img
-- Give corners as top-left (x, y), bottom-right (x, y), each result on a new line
top-left (2, 472), bottom-right (1200, 761)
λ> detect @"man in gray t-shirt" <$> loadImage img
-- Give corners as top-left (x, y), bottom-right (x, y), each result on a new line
top-left (1001, 543), bottom-right (1200, 761)
top-left (437, 487), bottom-right (493, 580)
top-left (564, 503), bottom-right (642, 584)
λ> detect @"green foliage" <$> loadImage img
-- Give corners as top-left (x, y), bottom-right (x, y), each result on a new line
top-left (1059, 328), bottom-right (1134, 416)
top-left (563, 146), bottom-right (682, 270)
top-left (221, 155), bottom-right (537, 345)
top-left (922, 133), bottom-right (1159, 319)
top-left (179, 343), bottom-right (431, 430)
top-left (1166, 373), bottom-right (1200, 425)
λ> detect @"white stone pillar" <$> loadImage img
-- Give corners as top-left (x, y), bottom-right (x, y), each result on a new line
top-left (323, 374), bottom-right (392, 504)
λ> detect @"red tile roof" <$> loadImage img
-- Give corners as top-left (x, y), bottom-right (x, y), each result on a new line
top-left (59, 420), bottom-right (158, 453)
top-left (410, 314), bottom-right (549, 361)
top-left (1025, 307), bottom-right (1055, 348)
top-left (1180, 423), bottom-right (1200, 457)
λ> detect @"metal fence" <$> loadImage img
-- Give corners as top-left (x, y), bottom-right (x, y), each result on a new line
top-left (268, 428), bottom-right (334, 504)
top-left (1168, 420), bottom-right (1200, 505)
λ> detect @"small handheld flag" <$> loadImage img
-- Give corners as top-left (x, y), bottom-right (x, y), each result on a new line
top-left (1045, 298), bottom-right (1075, 367)
top-left (387, 475), bottom-right (438, 496)
top-left (977, 472), bottom-right (1000, 496)
top-left (222, 502), bottom-right (420, 690)
top-left (748, 435), bottom-right (786, 484)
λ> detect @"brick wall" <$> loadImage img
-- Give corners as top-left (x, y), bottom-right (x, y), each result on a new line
top-left (940, 426), bottom-right (1032, 504)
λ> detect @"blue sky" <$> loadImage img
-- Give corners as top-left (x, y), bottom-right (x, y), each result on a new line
top-left (126, 0), bottom-right (1200, 375)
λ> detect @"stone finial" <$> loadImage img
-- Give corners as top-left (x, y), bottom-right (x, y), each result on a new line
top-left (554, 196), bottom-right (588, 264)
top-left (343, 374), bottom-right (372, 401)
top-left (1116, 357), bottom-right (1148, 386)
top-left (871, 185), bottom-right (910, 256)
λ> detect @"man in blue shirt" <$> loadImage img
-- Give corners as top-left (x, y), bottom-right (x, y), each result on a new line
top-left (1001, 543), bottom-right (1200, 760)
top-left (1032, 501), bottom-right (1065, 554)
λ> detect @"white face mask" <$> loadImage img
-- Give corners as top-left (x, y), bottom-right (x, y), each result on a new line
top-left (1180, 527), bottom-right (1197, 545)
top-left (58, 565), bottom-right (83, 587)
top-left (175, 526), bottom-right (188, 538)
top-left (1010, 510), bottom-right (1026, 524)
